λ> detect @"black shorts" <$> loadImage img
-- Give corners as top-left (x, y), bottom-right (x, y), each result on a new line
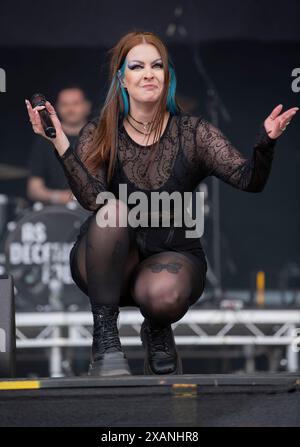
top-left (133, 225), bottom-right (207, 269)
top-left (69, 223), bottom-right (208, 307)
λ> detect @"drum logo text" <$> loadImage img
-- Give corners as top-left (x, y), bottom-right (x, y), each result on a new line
top-left (9, 221), bottom-right (74, 285)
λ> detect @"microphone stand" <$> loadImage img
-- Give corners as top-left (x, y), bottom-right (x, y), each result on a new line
top-left (165, 2), bottom-right (232, 302)
top-left (192, 44), bottom-right (231, 300)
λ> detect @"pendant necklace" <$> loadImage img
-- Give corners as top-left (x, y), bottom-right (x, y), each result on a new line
top-left (128, 113), bottom-right (154, 132)
top-left (126, 115), bottom-right (159, 136)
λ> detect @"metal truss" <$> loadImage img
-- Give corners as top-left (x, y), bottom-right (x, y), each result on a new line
top-left (15, 309), bottom-right (300, 377)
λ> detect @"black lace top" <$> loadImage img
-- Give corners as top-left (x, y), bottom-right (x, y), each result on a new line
top-left (54, 112), bottom-right (277, 238)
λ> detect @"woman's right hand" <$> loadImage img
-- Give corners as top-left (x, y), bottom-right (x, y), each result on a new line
top-left (25, 99), bottom-right (70, 155)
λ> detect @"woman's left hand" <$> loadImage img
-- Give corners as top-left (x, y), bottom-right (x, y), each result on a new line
top-left (264, 104), bottom-right (299, 139)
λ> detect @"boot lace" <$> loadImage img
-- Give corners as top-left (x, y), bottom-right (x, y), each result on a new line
top-left (92, 312), bottom-right (122, 353)
top-left (147, 324), bottom-right (173, 354)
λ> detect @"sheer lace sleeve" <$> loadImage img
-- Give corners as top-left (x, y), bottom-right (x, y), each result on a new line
top-left (194, 117), bottom-right (277, 192)
top-left (53, 118), bottom-right (108, 211)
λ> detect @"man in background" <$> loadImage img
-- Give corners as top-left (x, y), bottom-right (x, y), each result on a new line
top-left (27, 85), bottom-right (92, 205)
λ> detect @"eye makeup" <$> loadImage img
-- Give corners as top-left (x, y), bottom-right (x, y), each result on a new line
top-left (127, 60), bottom-right (163, 70)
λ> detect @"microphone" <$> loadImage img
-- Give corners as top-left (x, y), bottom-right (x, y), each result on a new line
top-left (30, 93), bottom-right (56, 139)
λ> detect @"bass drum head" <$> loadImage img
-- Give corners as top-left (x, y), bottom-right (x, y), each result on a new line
top-left (4, 203), bottom-right (91, 311)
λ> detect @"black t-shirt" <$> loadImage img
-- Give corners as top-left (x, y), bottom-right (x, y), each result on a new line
top-left (28, 133), bottom-right (78, 189)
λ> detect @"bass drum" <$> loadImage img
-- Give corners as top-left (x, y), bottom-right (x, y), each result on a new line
top-left (3, 202), bottom-right (91, 311)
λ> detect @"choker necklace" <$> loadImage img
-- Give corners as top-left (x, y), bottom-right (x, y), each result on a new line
top-left (128, 113), bottom-right (154, 131)
top-left (126, 117), bottom-right (152, 136)
top-left (127, 114), bottom-right (162, 135)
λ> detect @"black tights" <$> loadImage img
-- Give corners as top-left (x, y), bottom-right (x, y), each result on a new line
top-left (71, 199), bottom-right (205, 326)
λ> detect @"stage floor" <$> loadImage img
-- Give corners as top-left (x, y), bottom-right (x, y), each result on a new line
top-left (0, 373), bottom-right (300, 426)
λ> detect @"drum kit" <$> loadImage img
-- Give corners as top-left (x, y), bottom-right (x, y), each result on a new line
top-left (0, 163), bottom-right (91, 312)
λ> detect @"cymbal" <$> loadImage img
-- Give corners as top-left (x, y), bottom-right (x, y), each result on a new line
top-left (0, 164), bottom-right (29, 179)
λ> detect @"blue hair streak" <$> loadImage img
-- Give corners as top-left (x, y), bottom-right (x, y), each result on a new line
top-left (116, 57), bottom-right (179, 116)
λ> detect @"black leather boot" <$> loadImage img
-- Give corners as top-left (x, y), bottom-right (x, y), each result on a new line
top-left (140, 318), bottom-right (183, 375)
top-left (88, 304), bottom-right (132, 376)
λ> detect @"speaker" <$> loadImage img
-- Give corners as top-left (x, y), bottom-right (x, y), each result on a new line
top-left (0, 274), bottom-right (16, 377)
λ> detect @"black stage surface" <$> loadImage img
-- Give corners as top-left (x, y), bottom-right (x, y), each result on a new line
top-left (0, 373), bottom-right (300, 427)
